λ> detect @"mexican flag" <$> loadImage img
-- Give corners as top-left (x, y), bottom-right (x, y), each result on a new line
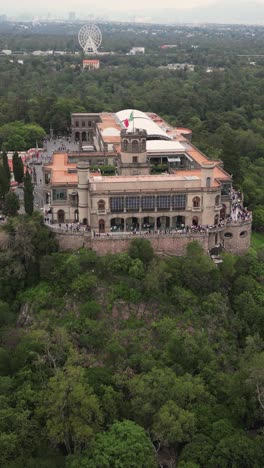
top-left (123, 111), bottom-right (134, 128)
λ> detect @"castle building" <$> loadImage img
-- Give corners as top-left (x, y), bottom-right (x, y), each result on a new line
top-left (43, 109), bottom-right (251, 254)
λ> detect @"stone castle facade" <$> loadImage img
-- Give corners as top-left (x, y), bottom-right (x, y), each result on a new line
top-left (43, 110), bottom-right (251, 256)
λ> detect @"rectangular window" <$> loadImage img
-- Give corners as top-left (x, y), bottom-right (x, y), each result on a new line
top-left (172, 194), bottom-right (186, 210)
top-left (52, 189), bottom-right (67, 201)
top-left (141, 196), bottom-right (155, 211)
top-left (75, 121), bottom-right (79, 127)
top-left (126, 196), bottom-right (140, 211)
top-left (157, 195), bottom-right (171, 210)
top-left (82, 121), bottom-right (85, 127)
top-left (132, 156), bottom-right (138, 163)
top-left (67, 169), bottom-right (77, 174)
top-left (110, 197), bottom-right (124, 212)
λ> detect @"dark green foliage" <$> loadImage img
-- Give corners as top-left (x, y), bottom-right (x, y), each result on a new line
top-left (12, 151), bottom-right (24, 184)
top-left (129, 238), bottom-right (154, 264)
top-left (0, 151), bottom-right (11, 202)
top-left (1, 229), bottom-right (264, 466)
top-left (0, 165), bottom-right (10, 202)
top-left (23, 170), bottom-right (34, 215)
top-left (2, 151), bottom-right (11, 181)
top-left (2, 191), bottom-right (20, 216)
top-left (68, 420), bottom-right (156, 467)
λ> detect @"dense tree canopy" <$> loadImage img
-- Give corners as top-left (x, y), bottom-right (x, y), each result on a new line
top-left (0, 22), bottom-right (264, 466)
top-left (0, 218), bottom-right (263, 466)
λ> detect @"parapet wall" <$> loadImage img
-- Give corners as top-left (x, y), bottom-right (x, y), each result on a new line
top-left (53, 220), bottom-right (252, 256)
top-left (0, 221), bottom-right (252, 257)
top-left (54, 230), bottom-right (209, 256)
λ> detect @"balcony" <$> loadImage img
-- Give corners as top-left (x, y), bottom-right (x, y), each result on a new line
top-left (214, 204), bottom-right (222, 211)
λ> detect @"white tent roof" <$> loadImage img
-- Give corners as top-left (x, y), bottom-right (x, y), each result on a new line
top-left (115, 109), bottom-right (172, 141)
top-left (146, 140), bottom-right (185, 153)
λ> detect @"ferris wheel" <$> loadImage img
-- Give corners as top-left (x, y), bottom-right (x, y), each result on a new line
top-left (78, 24), bottom-right (102, 54)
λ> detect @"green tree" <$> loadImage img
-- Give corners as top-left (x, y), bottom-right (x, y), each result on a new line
top-left (42, 365), bottom-right (103, 454)
top-left (23, 169), bottom-right (34, 215)
top-left (152, 401), bottom-right (196, 446)
top-left (0, 165), bottom-right (10, 202)
top-left (253, 206), bottom-right (264, 232)
top-left (16, 155), bottom-right (24, 184)
top-left (129, 238), bottom-right (154, 264)
top-left (2, 151), bottom-right (11, 181)
top-left (68, 420), bottom-right (157, 468)
top-left (2, 191), bottom-right (20, 216)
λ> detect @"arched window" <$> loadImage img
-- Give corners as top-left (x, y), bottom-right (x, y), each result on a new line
top-left (75, 131), bottom-right (80, 141)
top-left (98, 200), bottom-right (105, 212)
top-left (141, 139), bottom-right (146, 151)
top-left (215, 195), bottom-right (220, 206)
top-left (192, 216), bottom-right (199, 226)
top-left (206, 177), bottom-right (211, 187)
top-left (123, 139), bottom-right (128, 151)
top-left (193, 196), bottom-right (200, 208)
top-left (132, 139), bottom-right (139, 153)
top-left (81, 131), bottom-right (87, 142)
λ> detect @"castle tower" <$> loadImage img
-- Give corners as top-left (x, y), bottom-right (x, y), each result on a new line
top-left (118, 128), bottom-right (150, 176)
top-left (77, 161), bottom-right (90, 225)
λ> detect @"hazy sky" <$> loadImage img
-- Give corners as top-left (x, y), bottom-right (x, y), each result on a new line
top-left (2, 0), bottom-right (264, 15)
top-left (2, 0), bottom-right (261, 13)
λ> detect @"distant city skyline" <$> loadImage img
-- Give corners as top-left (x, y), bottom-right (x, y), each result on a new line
top-left (2, 0), bottom-right (264, 24)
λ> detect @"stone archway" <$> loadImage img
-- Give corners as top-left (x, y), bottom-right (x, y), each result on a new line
top-left (192, 216), bottom-right (199, 226)
top-left (157, 216), bottom-right (170, 229)
top-left (57, 210), bottom-right (65, 223)
top-left (126, 217), bottom-right (139, 232)
top-left (172, 215), bottom-right (185, 229)
top-left (220, 204), bottom-right (227, 219)
top-left (142, 216), bottom-right (155, 231)
top-left (99, 219), bottom-right (105, 233)
top-left (111, 218), bottom-right (124, 232)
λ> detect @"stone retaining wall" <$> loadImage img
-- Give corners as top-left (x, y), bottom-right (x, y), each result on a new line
top-left (54, 231), bottom-right (209, 256)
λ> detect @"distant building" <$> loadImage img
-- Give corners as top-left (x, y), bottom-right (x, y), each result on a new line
top-left (206, 67), bottom-right (225, 73)
top-left (129, 47), bottom-right (145, 55)
top-left (68, 11), bottom-right (76, 21)
top-left (83, 59), bottom-right (100, 70)
top-left (32, 50), bottom-right (53, 56)
top-left (160, 63), bottom-right (195, 72)
top-left (160, 45), bottom-right (178, 49)
top-left (2, 50), bottom-right (12, 55)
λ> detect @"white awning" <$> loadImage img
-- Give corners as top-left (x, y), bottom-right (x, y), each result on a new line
top-left (167, 157), bottom-right (181, 162)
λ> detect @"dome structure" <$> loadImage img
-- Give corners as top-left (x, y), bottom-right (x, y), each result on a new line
top-left (115, 109), bottom-right (172, 141)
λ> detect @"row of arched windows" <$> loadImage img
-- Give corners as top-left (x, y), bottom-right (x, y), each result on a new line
top-left (122, 139), bottom-right (146, 152)
top-left (97, 196), bottom-right (221, 210)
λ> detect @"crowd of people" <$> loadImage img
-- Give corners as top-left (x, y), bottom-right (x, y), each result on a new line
top-left (228, 189), bottom-right (252, 223)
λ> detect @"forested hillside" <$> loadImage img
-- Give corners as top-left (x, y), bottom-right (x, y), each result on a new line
top-left (1, 24), bottom-right (264, 466)
top-left (1, 215), bottom-right (264, 467)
